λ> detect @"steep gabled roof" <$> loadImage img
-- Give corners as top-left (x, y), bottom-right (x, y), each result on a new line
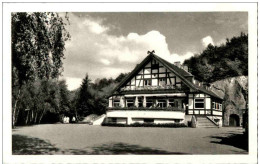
top-left (154, 55), bottom-right (193, 77)
top-left (112, 52), bottom-right (222, 100)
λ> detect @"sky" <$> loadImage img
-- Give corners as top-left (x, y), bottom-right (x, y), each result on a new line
top-left (60, 12), bottom-right (248, 90)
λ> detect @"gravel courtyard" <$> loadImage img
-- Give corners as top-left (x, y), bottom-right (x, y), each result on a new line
top-left (12, 124), bottom-right (248, 155)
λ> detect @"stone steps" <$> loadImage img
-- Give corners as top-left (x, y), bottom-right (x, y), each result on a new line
top-left (196, 116), bottom-right (217, 128)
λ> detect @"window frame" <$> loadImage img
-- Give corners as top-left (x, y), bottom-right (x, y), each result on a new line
top-left (194, 98), bottom-right (205, 109)
top-left (113, 99), bottom-right (120, 107)
top-left (126, 99), bottom-right (134, 107)
top-left (144, 79), bottom-right (151, 86)
top-left (157, 99), bottom-right (167, 108)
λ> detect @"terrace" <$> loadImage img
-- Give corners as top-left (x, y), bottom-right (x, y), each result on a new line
top-left (119, 85), bottom-right (190, 93)
top-left (107, 106), bottom-right (185, 112)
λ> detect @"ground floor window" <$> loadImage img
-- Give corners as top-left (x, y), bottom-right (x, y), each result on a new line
top-left (138, 98), bottom-right (143, 107)
top-left (113, 99), bottom-right (120, 107)
top-left (126, 99), bottom-right (134, 107)
top-left (144, 119), bottom-right (154, 123)
top-left (108, 118), bottom-right (117, 123)
top-left (168, 99), bottom-right (175, 107)
top-left (146, 99), bottom-right (153, 107)
top-left (194, 98), bottom-right (204, 109)
top-left (168, 99), bottom-right (178, 108)
top-left (174, 119), bottom-right (181, 123)
top-left (157, 99), bottom-right (167, 107)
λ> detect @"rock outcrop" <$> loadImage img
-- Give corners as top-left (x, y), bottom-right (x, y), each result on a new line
top-left (210, 76), bottom-right (248, 126)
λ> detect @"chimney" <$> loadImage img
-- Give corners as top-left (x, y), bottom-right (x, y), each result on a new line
top-left (174, 61), bottom-right (181, 68)
top-left (203, 82), bottom-right (209, 90)
top-left (183, 65), bottom-right (188, 72)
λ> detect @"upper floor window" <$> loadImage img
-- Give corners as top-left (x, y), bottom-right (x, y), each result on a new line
top-left (159, 78), bottom-right (166, 86)
top-left (212, 102), bottom-right (215, 109)
top-left (216, 103), bottom-right (219, 110)
top-left (144, 79), bottom-right (151, 86)
top-left (151, 64), bottom-right (159, 69)
top-left (194, 98), bottom-right (204, 109)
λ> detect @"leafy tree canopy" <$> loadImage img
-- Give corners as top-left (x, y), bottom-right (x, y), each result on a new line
top-left (183, 33), bottom-right (248, 83)
top-left (12, 12), bottom-right (70, 127)
top-left (12, 12), bottom-right (70, 86)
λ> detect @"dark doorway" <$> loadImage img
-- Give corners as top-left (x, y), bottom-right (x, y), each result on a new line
top-left (229, 114), bottom-right (240, 126)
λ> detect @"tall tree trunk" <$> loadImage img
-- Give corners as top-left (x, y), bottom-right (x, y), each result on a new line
top-left (34, 112), bottom-right (38, 124)
top-left (38, 109), bottom-right (45, 124)
top-left (25, 110), bottom-right (29, 125)
top-left (12, 88), bottom-right (21, 128)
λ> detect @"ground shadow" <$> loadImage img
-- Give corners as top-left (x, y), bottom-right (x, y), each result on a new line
top-left (210, 132), bottom-right (248, 152)
top-left (69, 142), bottom-right (189, 155)
top-left (12, 134), bottom-right (60, 155)
top-left (13, 135), bottom-right (187, 155)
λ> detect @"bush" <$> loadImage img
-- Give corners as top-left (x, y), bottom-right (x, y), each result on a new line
top-left (101, 122), bottom-right (187, 128)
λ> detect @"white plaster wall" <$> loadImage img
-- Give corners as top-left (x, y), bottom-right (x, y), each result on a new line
top-left (131, 78), bottom-right (135, 85)
top-left (188, 110), bottom-right (193, 114)
top-left (205, 98), bottom-right (211, 109)
top-left (144, 74), bottom-right (151, 78)
top-left (132, 118), bottom-right (144, 123)
top-left (194, 110), bottom-right (199, 114)
top-left (145, 62), bottom-right (151, 67)
top-left (200, 110), bottom-right (205, 114)
top-left (213, 111), bottom-right (222, 116)
top-left (144, 69), bottom-right (150, 74)
top-left (195, 94), bottom-right (200, 98)
top-left (139, 80), bottom-right (143, 86)
top-left (109, 98), bottom-right (112, 107)
top-left (152, 79), bottom-right (158, 86)
top-left (159, 67), bottom-right (166, 72)
top-left (188, 99), bottom-right (193, 109)
top-left (159, 74), bottom-right (166, 77)
top-left (106, 110), bottom-right (185, 119)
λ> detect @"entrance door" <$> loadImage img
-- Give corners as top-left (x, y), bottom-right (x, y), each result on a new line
top-left (229, 114), bottom-right (240, 126)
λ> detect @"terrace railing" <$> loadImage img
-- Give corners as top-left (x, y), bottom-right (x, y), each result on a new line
top-left (120, 85), bottom-right (183, 92)
top-left (107, 106), bottom-right (185, 112)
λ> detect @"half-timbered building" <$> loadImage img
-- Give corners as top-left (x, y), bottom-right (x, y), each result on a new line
top-left (106, 51), bottom-right (223, 127)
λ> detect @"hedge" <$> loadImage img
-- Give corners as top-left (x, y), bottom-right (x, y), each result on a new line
top-left (101, 122), bottom-right (187, 128)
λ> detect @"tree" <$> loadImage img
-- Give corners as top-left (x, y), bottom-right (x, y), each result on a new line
top-left (115, 73), bottom-right (129, 83)
top-left (12, 12), bottom-right (70, 127)
top-left (58, 80), bottom-right (75, 121)
top-left (183, 33), bottom-right (248, 83)
top-left (75, 74), bottom-right (94, 118)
